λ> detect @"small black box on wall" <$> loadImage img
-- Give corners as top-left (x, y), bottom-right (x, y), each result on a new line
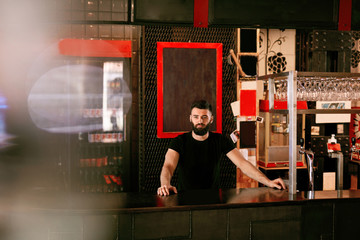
top-left (240, 121), bottom-right (256, 148)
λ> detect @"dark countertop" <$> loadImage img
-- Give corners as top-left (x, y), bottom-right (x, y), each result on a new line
top-left (2, 187), bottom-right (360, 214)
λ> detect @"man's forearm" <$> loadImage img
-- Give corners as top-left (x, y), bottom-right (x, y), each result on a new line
top-left (160, 165), bottom-right (173, 186)
top-left (240, 160), bottom-right (271, 186)
top-left (228, 149), bottom-right (273, 186)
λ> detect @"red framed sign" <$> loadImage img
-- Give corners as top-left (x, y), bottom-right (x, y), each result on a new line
top-left (157, 42), bottom-right (222, 138)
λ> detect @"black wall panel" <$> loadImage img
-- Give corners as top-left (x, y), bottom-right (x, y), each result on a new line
top-left (134, 0), bottom-right (339, 29)
top-left (134, 0), bottom-right (193, 24)
top-left (209, 0), bottom-right (338, 29)
top-left (139, 26), bottom-right (237, 192)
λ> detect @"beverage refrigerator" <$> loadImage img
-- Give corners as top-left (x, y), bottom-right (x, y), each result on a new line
top-left (75, 61), bottom-right (132, 193)
top-left (25, 53), bottom-right (133, 193)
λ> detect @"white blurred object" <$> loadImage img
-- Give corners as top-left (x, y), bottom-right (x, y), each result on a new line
top-left (27, 64), bottom-right (132, 133)
top-left (28, 65), bottom-right (100, 133)
top-left (0, 93), bottom-right (14, 149)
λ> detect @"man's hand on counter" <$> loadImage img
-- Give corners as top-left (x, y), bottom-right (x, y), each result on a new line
top-left (157, 185), bottom-right (178, 196)
top-left (268, 178), bottom-right (286, 190)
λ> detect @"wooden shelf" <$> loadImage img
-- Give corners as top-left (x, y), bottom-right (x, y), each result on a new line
top-left (259, 165), bottom-right (308, 170)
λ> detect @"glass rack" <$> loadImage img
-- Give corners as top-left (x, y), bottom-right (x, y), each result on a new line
top-left (257, 71), bottom-right (360, 196)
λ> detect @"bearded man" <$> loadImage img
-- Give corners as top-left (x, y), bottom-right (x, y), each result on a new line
top-left (157, 100), bottom-right (285, 196)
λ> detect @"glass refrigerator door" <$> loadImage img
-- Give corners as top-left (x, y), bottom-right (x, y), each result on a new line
top-left (79, 60), bottom-right (132, 193)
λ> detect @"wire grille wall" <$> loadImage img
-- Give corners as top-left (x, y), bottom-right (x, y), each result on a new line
top-left (139, 26), bottom-right (237, 192)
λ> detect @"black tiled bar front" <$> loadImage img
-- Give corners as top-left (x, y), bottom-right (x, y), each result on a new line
top-left (1, 188), bottom-right (360, 239)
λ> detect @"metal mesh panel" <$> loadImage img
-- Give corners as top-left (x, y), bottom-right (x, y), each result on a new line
top-left (139, 26), bottom-right (237, 192)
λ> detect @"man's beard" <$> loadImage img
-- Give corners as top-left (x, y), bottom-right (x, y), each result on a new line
top-left (192, 122), bottom-right (211, 136)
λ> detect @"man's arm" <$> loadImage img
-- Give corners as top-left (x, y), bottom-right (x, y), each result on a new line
top-left (226, 148), bottom-right (286, 189)
top-left (158, 148), bottom-right (179, 196)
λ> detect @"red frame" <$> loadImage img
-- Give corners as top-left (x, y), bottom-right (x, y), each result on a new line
top-left (157, 42), bottom-right (222, 138)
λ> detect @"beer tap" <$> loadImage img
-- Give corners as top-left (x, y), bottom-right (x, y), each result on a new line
top-left (299, 138), bottom-right (315, 191)
top-left (327, 134), bottom-right (343, 190)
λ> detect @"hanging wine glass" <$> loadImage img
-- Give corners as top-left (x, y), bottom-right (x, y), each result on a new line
top-left (308, 77), bottom-right (320, 101)
top-left (275, 81), bottom-right (281, 100)
top-left (297, 77), bottom-right (306, 101)
top-left (337, 78), bottom-right (350, 101)
top-left (280, 79), bottom-right (287, 101)
top-left (304, 78), bottom-right (312, 101)
top-left (317, 77), bottom-right (327, 101)
top-left (354, 78), bottom-right (360, 101)
top-left (345, 78), bottom-right (353, 101)
top-left (324, 77), bottom-right (334, 101)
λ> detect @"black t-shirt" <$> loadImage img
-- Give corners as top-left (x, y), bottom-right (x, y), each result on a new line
top-left (168, 131), bottom-right (235, 191)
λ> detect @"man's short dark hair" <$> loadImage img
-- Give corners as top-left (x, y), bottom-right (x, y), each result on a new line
top-left (190, 100), bottom-right (212, 114)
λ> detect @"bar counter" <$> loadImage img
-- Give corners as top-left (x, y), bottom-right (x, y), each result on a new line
top-left (1, 187), bottom-right (360, 240)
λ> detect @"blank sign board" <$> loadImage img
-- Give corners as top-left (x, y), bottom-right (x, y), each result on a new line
top-left (157, 42), bottom-right (222, 138)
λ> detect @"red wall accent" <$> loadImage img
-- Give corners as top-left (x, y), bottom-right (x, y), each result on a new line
top-left (58, 39), bottom-right (132, 58)
top-left (338, 0), bottom-right (352, 31)
top-left (194, 0), bottom-right (209, 28)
